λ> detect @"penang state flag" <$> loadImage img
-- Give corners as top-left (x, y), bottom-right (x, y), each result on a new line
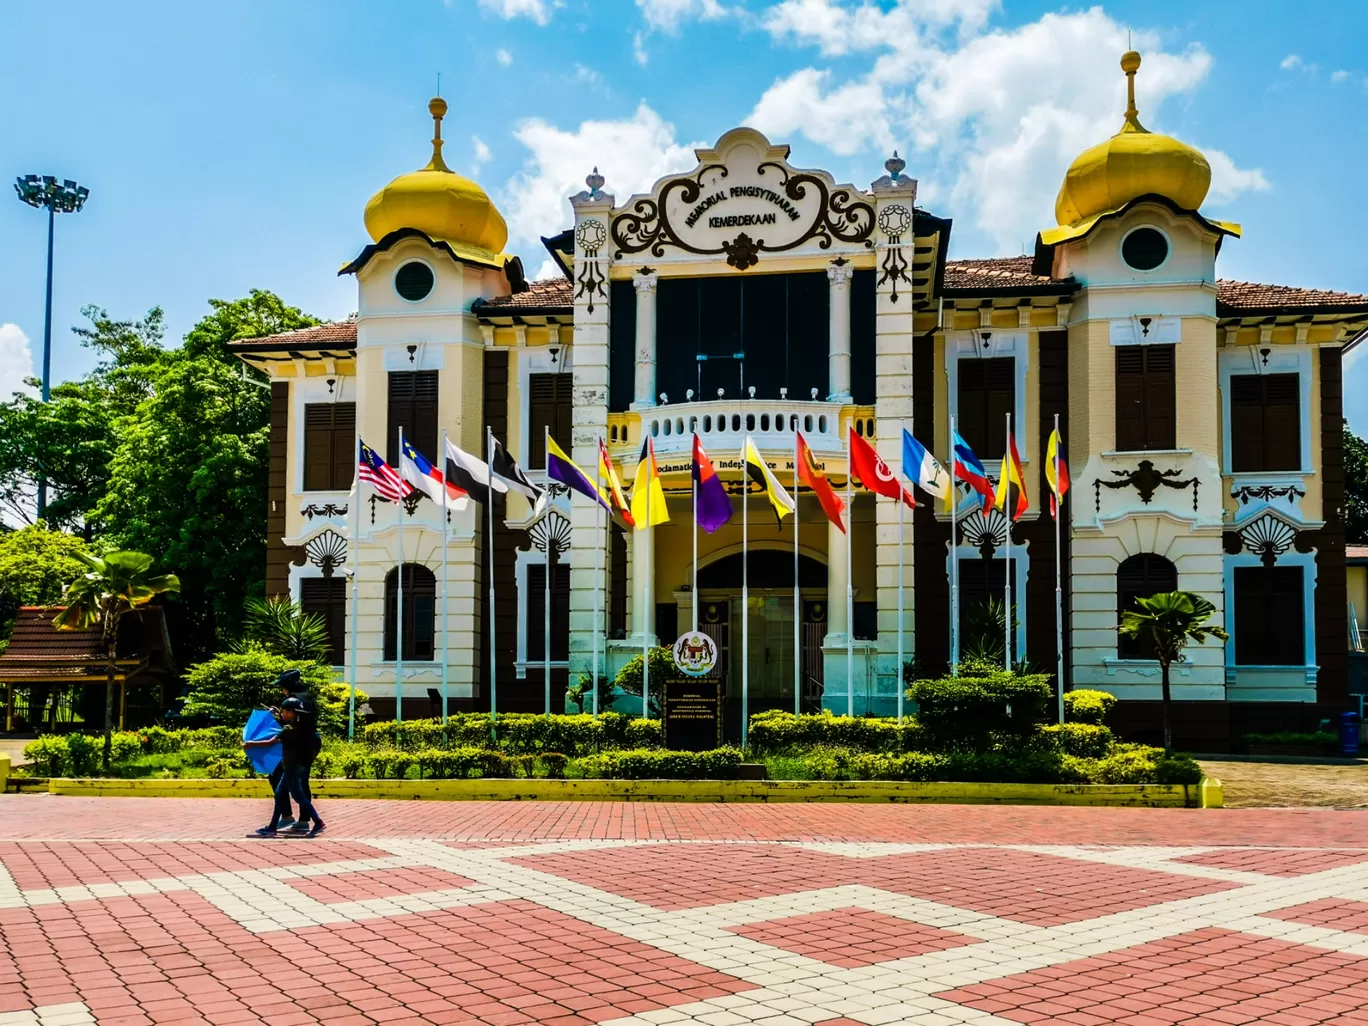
top-left (901, 430), bottom-right (949, 501)
top-left (547, 435), bottom-right (613, 518)
top-left (952, 430), bottom-right (996, 511)
top-left (994, 432), bottom-right (1029, 522)
top-left (598, 438), bottom-right (636, 529)
top-left (400, 435), bottom-right (467, 508)
top-left (797, 431), bottom-right (845, 533)
top-left (630, 437), bottom-right (670, 528)
top-left (743, 436), bottom-right (796, 522)
top-left (1045, 427), bottom-right (1070, 519)
top-left (849, 428), bottom-right (915, 508)
top-left (691, 434), bottom-right (733, 533)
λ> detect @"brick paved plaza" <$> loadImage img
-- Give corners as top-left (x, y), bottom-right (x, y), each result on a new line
top-left (2, 799), bottom-right (1368, 1026)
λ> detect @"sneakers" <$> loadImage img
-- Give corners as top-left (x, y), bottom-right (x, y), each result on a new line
top-left (284, 821), bottom-right (312, 835)
top-left (307, 821), bottom-right (326, 837)
top-left (251, 826), bottom-right (278, 838)
top-left (275, 817), bottom-right (297, 831)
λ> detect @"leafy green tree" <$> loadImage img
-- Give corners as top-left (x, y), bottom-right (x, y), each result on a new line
top-left (181, 651), bottom-right (354, 736)
top-left (236, 596), bottom-right (331, 661)
top-left (1116, 591), bottom-right (1228, 753)
top-left (182, 290), bottom-right (317, 364)
top-left (612, 647), bottom-right (673, 718)
top-left (54, 551), bottom-right (180, 771)
top-left (0, 523), bottom-right (93, 642)
top-left (1344, 422), bottom-right (1368, 544)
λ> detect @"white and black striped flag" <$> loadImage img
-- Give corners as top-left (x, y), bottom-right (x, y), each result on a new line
top-left (444, 437), bottom-right (506, 506)
top-left (491, 438), bottom-right (546, 512)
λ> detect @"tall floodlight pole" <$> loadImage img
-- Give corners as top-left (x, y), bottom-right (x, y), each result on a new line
top-left (14, 175), bottom-right (89, 520)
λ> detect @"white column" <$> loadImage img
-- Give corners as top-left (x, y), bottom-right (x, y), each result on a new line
top-left (630, 525), bottom-right (655, 645)
top-left (826, 515), bottom-right (850, 639)
top-left (633, 270), bottom-right (658, 408)
top-left (827, 260), bottom-right (853, 403)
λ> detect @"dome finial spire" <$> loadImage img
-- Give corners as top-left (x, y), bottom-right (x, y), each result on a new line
top-left (1120, 49), bottom-right (1145, 132)
top-left (425, 96), bottom-right (451, 172)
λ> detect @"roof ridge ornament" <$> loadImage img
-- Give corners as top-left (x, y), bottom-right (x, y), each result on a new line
top-left (884, 150), bottom-right (906, 182)
top-left (586, 167), bottom-right (606, 198)
top-left (1120, 50), bottom-right (1147, 133)
top-left (424, 96), bottom-right (451, 172)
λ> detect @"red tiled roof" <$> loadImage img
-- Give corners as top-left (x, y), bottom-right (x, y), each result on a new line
top-left (227, 321), bottom-right (358, 350)
top-left (1216, 279), bottom-right (1368, 313)
top-left (943, 256), bottom-right (1056, 290)
top-left (0, 607), bottom-right (172, 682)
top-left (477, 278), bottom-right (573, 313)
top-left (1347, 545), bottom-right (1368, 562)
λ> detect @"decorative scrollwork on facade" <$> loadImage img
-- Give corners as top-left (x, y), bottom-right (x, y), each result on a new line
top-left (301, 503), bottom-right (348, 521)
top-left (574, 218), bottom-right (608, 314)
top-left (528, 509), bottom-right (572, 556)
top-left (609, 162), bottom-right (874, 265)
top-left (1093, 459), bottom-right (1199, 512)
top-left (876, 203), bottom-right (913, 304)
top-left (958, 505), bottom-right (1008, 559)
top-left (368, 492), bottom-right (423, 524)
top-left (1236, 513), bottom-right (1298, 567)
top-left (304, 529), bottom-right (347, 578)
top-left (1232, 483), bottom-right (1306, 506)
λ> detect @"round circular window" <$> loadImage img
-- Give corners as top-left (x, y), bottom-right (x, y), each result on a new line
top-left (395, 261), bottom-right (435, 302)
top-left (1121, 227), bottom-right (1169, 271)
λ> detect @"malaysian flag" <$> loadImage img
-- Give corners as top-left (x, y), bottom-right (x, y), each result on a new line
top-left (359, 440), bottom-right (411, 502)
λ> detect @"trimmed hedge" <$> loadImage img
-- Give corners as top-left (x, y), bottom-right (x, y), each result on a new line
top-left (359, 712), bottom-right (662, 755)
top-left (911, 662), bottom-right (1053, 752)
top-left (1041, 723), bottom-right (1114, 759)
top-left (801, 746), bottom-right (1201, 785)
top-left (748, 710), bottom-right (922, 756)
top-left (23, 732), bottom-right (145, 775)
top-left (578, 748), bottom-right (743, 780)
top-left (1062, 689), bottom-right (1117, 725)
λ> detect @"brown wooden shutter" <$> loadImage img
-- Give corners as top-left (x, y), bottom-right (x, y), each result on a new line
top-left (526, 562), bottom-right (571, 661)
top-left (387, 371), bottom-right (439, 464)
top-left (528, 373), bottom-right (573, 469)
top-left (301, 577), bottom-right (346, 666)
top-left (1263, 373), bottom-right (1301, 471)
top-left (1116, 554), bottom-right (1178, 658)
top-left (1144, 345), bottom-right (1176, 449)
top-left (384, 564), bottom-right (436, 661)
top-left (331, 403), bottom-right (356, 489)
top-left (1235, 565), bottom-right (1304, 665)
top-left (1229, 375), bottom-right (1265, 472)
top-left (957, 358), bottom-right (1013, 460)
top-left (304, 405), bottom-right (333, 491)
top-left (1115, 348), bottom-right (1146, 451)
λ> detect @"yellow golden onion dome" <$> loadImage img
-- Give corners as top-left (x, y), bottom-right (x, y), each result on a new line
top-left (1053, 51), bottom-right (1211, 228)
top-left (363, 97), bottom-right (509, 266)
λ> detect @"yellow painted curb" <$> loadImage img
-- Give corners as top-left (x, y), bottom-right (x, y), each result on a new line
top-left (0, 753), bottom-right (9, 793)
top-left (44, 776), bottom-right (1205, 806)
top-left (1199, 775), bottom-right (1224, 809)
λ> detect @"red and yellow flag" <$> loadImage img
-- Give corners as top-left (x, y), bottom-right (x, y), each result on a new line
top-left (797, 431), bottom-right (846, 533)
top-left (994, 432), bottom-right (1029, 522)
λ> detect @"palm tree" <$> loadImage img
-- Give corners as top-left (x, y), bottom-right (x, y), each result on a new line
top-left (1117, 591), bottom-right (1228, 753)
top-left (54, 551), bottom-right (179, 772)
top-left (237, 596), bottom-right (330, 661)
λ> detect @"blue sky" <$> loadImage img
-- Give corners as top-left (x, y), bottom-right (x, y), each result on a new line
top-left (2, 0), bottom-right (1366, 423)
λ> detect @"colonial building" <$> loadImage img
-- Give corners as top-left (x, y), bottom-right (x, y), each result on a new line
top-left (233, 54), bottom-right (1368, 748)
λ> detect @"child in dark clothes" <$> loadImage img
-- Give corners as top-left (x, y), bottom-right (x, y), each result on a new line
top-left (244, 698), bottom-right (325, 837)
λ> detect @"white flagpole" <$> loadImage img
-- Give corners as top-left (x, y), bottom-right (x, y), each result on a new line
top-left (544, 425), bottom-right (552, 718)
top-left (440, 428), bottom-right (450, 730)
top-left (1054, 412), bottom-right (1065, 724)
top-left (1003, 412), bottom-right (1012, 672)
top-left (742, 441), bottom-right (749, 746)
top-left (593, 446), bottom-right (603, 719)
top-left (794, 432), bottom-right (801, 717)
top-left (487, 426), bottom-right (497, 740)
top-left (642, 514), bottom-right (651, 721)
top-left (692, 445), bottom-right (699, 632)
top-left (950, 414), bottom-right (960, 674)
top-left (846, 442), bottom-right (854, 719)
top-left (897, 420), bottom-right (905, 723)
top-left (395, 424), bottom-right (405, 725)
top-left (347, 438), bottom-right (360, 741)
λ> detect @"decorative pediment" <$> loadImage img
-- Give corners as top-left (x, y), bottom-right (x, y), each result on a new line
top-left (609, 127), bottom-right (876, 268)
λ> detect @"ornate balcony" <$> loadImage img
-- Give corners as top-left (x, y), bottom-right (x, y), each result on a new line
top-left (607, 401), bottom-right (874, 465)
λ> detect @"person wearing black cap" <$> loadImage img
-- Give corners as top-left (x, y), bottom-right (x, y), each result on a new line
top-left (246, 696), bottom-right (325, 837)
top-left (260, 669), bottom-right (315, 830)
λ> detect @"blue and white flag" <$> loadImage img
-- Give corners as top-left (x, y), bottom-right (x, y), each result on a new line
top-left (902, 429), bottom-right (949, 500)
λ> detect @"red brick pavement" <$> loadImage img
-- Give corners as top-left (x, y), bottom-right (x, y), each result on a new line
top-left (285, 868), bottom-right (475, 905)
top-left (1266, 899), bottom-right (1368, 936)
top-left (729, 907), bottom-right (973, 967)
top-left (936, 928), bottom-right (1368, 1026)
top-left (4, 796), bottom-right (1368, 845)
top-left (1172, 847), bottom-right (1368, 876)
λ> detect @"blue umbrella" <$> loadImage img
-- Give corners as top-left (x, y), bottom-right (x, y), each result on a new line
top-left (243, 709), bottom-right (282, 775)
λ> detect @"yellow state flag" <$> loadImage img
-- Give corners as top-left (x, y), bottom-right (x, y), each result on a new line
top-left (630, 437), bottom-right (670, 528)
top-left (743, 436), bottom-right (795, 521)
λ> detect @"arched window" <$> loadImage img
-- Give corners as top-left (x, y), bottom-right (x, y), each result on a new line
top-left (1117, 554), bottom-right (1178, 659)
top-left (384, 564), bottom-right (436, 661)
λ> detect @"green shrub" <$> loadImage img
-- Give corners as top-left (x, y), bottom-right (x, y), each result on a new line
top-left (1062, 689), bottom-right (1117, 725)
top-left (138, 726), bottom-right (183, 754)
top-left (910, 662), bottom-right (1053, 753)
top-left (578, 747), bottom-right (743, 779)
top-left (110, 732), bottom-right (144, 765)
top-left (181, 651), bottom-right (362, 736)
top-left (1242, 731), bottom-right (1337, 746)
top-left (612, 648), bottom-right (672, 717)
top-left (478, 751), bottom-right (513, 778)
top-left (795, 744), bottom-right (1194, 785)
top-left (65, 734), bottom-right (100, 776)
top-left (748, 710), bottom-right (920, 755)
top-left (179, 726), bottom-right (242, 750)
top-left (22, 735), bottom-right (68, 776)
top-left (541, 753), bottom-right (568, 778)
top-left (359, 713), bottom-right (663, 756)
top-left (204, 754), bottom-right (240, 779)
top-left (1041, 722), bottom-right (1114, 759)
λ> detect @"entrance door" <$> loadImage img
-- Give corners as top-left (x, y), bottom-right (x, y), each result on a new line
top-left (745, 595), bottom-right (796, 704)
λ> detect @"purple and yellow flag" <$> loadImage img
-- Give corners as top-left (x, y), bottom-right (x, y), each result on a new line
top-left (691, 434), bottom-right (733, 533)
top-left (547, 435), bottom-right (613, 518)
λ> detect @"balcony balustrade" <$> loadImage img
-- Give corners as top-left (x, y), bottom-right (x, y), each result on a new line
top-left (606, 400), bottom-right (874, 463)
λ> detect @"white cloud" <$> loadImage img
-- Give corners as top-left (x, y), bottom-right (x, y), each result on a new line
top-left (632, 31), bottom-right (649, 66)
top-left (534, 258), bottom-right (562, 282)
top-left (471, 135), bottom-right (492, 174)
top-left (748, 4), bottom-right (1267, 252)
top-left (1332, 69), bottom-right (1352, 84)
top-left (478, 0), bottom-right (550, 26)
top-left (501, 102), bottom-right (699, 247)
top-left (1280, 54), bottom-right (1303, 70)
top-left (636, 0), bottom-right (727, 32)
top-left (0, 324), bottom-right (35, 399)
top-left (1205, 148), bottom-right (1271, 205)
top-left (571, 63), bottom-right (604, 87)
top-left (496, 48), bottom-right (513, 66)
